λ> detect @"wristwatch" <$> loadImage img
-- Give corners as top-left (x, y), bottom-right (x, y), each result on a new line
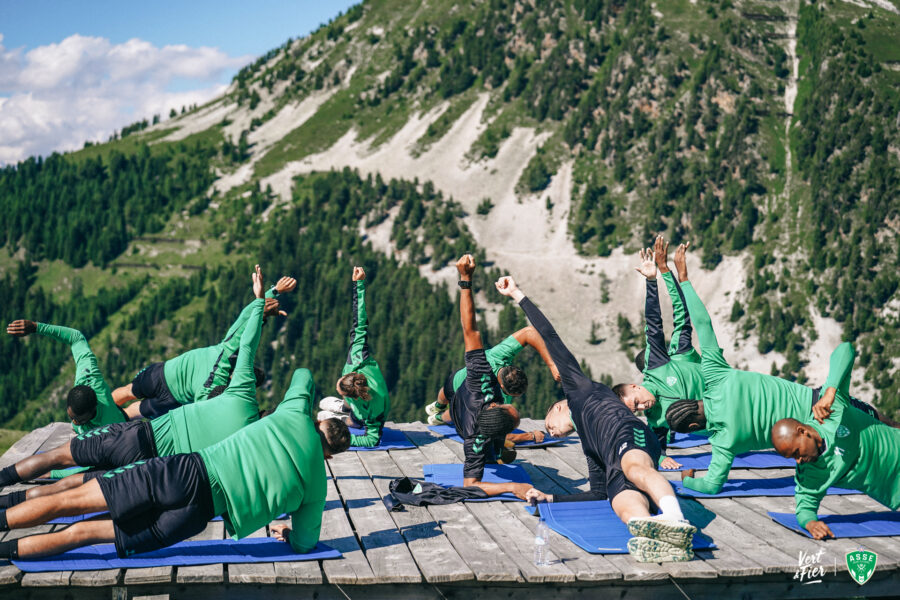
top-left (458, 280), bottom-right (472, 289)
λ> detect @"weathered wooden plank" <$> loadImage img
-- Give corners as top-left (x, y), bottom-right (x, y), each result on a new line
top-left (393, 423), bottom-right (522, 582)
top-left (69, 567), bottom-right (121, 587)
top-left (227, 526), bottom-right (275, 584)
top-left (356, 450), bottom-right (473, 583)
top-left (0, 424), bottom-right (56, 469)
top-left (122, 565), bottom-right (173, 586)
top-left (320, 474), bottom-right (378, 585)
top-left (327, 452), bottom-right (422, 583)
top-left (34, 422), bottom-right (75, 454)
top-left (268, 518), bottom-right (324, 584)
top-left (175, 519), bottom-right (225, 584)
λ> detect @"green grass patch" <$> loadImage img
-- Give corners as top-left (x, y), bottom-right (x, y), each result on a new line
top-left (0, 429), bottom-right (27, 456)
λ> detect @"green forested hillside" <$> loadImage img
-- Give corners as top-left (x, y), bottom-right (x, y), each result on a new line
top-left (0, 0), bottom-right (898, 427)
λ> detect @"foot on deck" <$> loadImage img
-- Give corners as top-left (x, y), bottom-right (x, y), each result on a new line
top-left (627, 536), bottom-right (694, 563)
top-left (627, 516), bottom-right (696, 548)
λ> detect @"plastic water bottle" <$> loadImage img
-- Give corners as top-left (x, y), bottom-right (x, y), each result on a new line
top-left (534, 513), bottom-right (550, 566)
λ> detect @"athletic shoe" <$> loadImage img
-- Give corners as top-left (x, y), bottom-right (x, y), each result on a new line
top-left (627, 536), bottom-right (694, 563)
top-left (317, 410), bottom-right (344, 422)
top-left (425, 401), bottom-right (447, 416)
top-left (627, 516), bottom-right (696, 548)
top-left (427, 413), bottom-right (445, 426)
top-left (319, 396), bottom-right (347, 413)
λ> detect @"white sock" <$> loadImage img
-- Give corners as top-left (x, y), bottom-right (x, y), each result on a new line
top-left (658, 495), bottom-right (684, 521)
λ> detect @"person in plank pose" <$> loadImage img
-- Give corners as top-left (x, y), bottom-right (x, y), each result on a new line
top-left (441, 255), bottom-right (531, 498)
top-left (0, 265), bottom-right (276, 494)
top-left (316, 266), bottom-right (390, 448)
top-left (664, 248), bottom-right (896, 495)
top-left (0, 367), bottom-right (351, 560)
top-left (425, 323), bottom-right (560, 446)
top-left (614, 237), bottom-right (705, 469)
top-left (112, 275), bottom-right (296, 419)
top-left (493, 275), bottom-right (697, 562)
top-left (771, 342), bottom-right (900, 540)
top-left (5, 317), bottom-right (128, 434)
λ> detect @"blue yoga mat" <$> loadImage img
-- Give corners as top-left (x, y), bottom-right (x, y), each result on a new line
top-left (49, 511), bottom-right (108, 524)
top-left (427, 425), bottom-right (562, 448)
top-left (674, 477), bottom-right (861, 498)
top-left (348, 427), bottom-right (415, 451)
top-left (13, 538), bottom-right (341, 572)
top-left (660, 451), bottom-right (794, 471)
top-left (769, 511), bottom-right (900, 538)
top-left (668, 433), bottom-right (710, 449)
top-left (530, 501), bottom-right (715, 554)
top-left (423, 463), bottom-right (530, 502)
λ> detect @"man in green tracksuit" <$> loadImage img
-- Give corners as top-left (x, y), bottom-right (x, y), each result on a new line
top-left (771, 343), bottom-right (900, 540)
top-left (113, 275), bottom-right (296, 419)
top-left (0, 368), bottom-right (352, 560)
top-left (317, 266), bottom-right (390, 448)
top-left (614, 238), bottom-right (706, 469)
top-left (0, 266), bottom-right (270, 495)
top-left (5, 320), bottom-right (127, 434)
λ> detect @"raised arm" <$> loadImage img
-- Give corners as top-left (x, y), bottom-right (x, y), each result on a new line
top-left (223, 265), bottom-right (266, 397)
top-left (681, 446), bottom-right (734, 495)
top-left (457, 255), bottom-right (482, 352)
top-left (666, 241), bottom-right (696, 356)
top-left (637, 244), bottom-right (670, 372)
top-left (511, 326), bottom-right (560, 381)
top-left (495, 276), bottom-right (591, 401)
top-left (279, 368), bottom-right (316, 419)
top-left (346, 267), bottom-right (371, 365)
top-left (29, 322), bottom-right (102, 380)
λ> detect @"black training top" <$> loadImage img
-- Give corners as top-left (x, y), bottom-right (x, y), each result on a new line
top-left (450, 348), bottom-right (506, 480)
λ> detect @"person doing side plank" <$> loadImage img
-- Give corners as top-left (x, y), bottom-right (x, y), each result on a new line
top-left (772, 342), bottom-right (900, 540)
top-left (0, 368), bottom-right (351, 560)
top-left (493, 276), bottom-right (697, 563)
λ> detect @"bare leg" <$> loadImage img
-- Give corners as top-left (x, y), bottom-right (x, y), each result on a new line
top-left (25, 474), bottom-right (88, 501)
top-left (111, 384), bottom-right (136, 407)
top-left (7, 479), bottom-right (108, 529)
top-left (440, 410), bottom-right (453, 425)
top-left (610, 489), bottom-right (653, 523)
top-left (18, 520), bottom-right (116, 558)
top-left (620, 449), bottom-right (678, 507)
top-left (11, 443), bottom-right (76, 482)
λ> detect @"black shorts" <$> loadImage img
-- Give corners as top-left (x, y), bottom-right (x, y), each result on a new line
top-left (97, 453), bottom-right (216, 557)
top-left (70, 421), bottom-right (158, 470)
top-left (132, 362), bottom-right (180, 418)
top-left (603, 420), bottom-right (661, 501)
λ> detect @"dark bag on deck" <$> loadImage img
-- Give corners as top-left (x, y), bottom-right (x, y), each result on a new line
top-left (383, 477), bottom-right (489, 511)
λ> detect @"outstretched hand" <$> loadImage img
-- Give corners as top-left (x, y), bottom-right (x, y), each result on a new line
top-left (635, 247), bottom-right (656, 279)
top-left (252, 264), bottom-right (264, 299)
top-left (674, 242), bottom-right (690, 282)
top-left (352, 266), bottom-right (366, 282)
top-left (524, 488), bottom-right (552, 503)
top-left (274, 276), bottom-right (297, 294)
top-left (264, 298), bottom-right (287, 318)
top-left (6, 319), bottom-right (37, 337)
top-left (654, 235), bottom-right (670, 273)
top-left (456, 254), bottom-right (475, 278)
top-left (805, 520), bottom-right (835, 540)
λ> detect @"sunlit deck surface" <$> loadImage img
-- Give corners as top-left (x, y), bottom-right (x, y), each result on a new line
top-left (0, 420), bottom-right (897, 599)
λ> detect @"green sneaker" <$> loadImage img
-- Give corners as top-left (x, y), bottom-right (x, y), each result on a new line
top-left (427, 414), bottom-right (445, 426)
top-left (627, 536), bottom-right (694, 563)
top-left (627, 516), bottom-right (696, 548)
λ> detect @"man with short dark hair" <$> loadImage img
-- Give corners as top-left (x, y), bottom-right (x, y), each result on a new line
top-left (771, 342), bottom-right (900, 540)
top-left (0, 368), bottom-right (350, 560)
top-left (6, 320), bottom-right (127, 434)
top-left (494, 275), bottom-right (697, 562)
top-left (449, 255), bottom-right (527, 498)
top-left (112, 276), bottom-right (296, 419)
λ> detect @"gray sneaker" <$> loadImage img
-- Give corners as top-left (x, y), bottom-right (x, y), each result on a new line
top-left (627, 536), bottom-right (694, 563)
top-left (627, 516), bottom-right (696, 548)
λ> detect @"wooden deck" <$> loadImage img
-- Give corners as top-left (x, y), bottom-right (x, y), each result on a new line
top-left (0, 420), bottom-right (898, 599)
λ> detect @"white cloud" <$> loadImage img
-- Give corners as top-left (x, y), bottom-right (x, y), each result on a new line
top-left (0, 33), bottom-right (250, 164)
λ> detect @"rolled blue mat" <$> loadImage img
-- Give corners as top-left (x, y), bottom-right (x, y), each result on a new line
top-left (423, 463), bottom-right (530, 502)
top-left (674, 477), bottom-right (861, 498)
top-left (13, 539), bottom-right (341, 571)
top-left (769, 511), bottom-right (900, 538)
top-left (529, 500), bottom-right (716, 554)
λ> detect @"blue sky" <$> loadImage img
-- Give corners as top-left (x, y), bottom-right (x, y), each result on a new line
top-left (0, 0), bottom-right (359, 163)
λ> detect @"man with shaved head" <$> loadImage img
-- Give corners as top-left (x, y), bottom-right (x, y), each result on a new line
top-left (772, 342), bottom-right (900, 540)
